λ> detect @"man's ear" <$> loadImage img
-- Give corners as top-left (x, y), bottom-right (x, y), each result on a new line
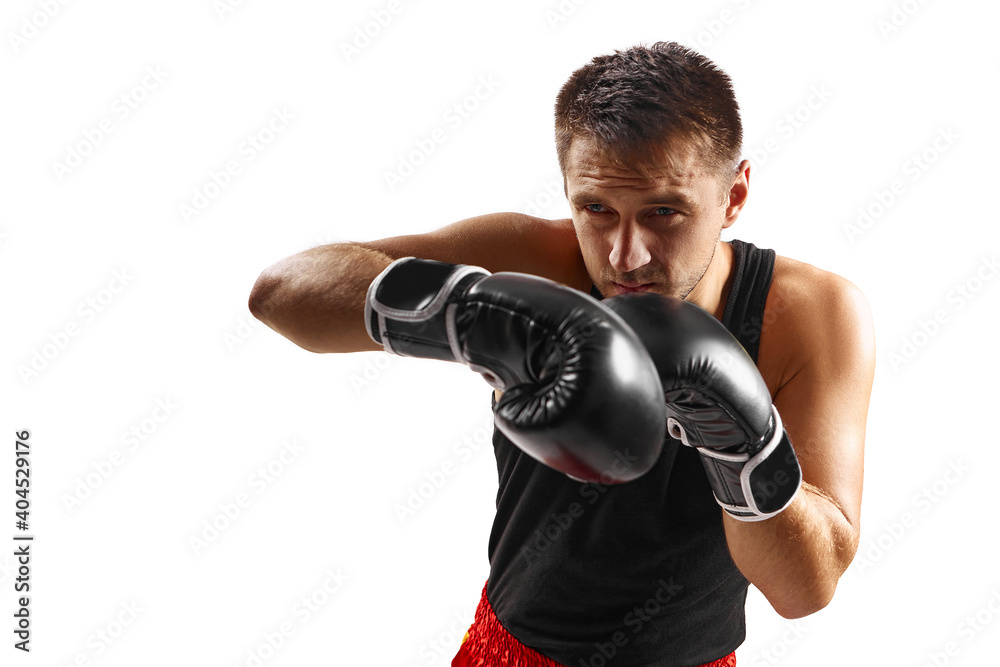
top-left (723, 160), bottom-right (751, 228)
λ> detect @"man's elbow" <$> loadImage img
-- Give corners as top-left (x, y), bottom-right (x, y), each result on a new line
top-left (247, 270), bottom-right (319, 353)
top-left (769, 541), bottom-right (856, 619)
top-left (248, 269), bottom-right (281, 326)
top-left (770, 581), bottom-right (837, 619)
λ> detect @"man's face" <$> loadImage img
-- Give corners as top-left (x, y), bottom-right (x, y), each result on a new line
top-left (564, 136), bottom-right (740, 300)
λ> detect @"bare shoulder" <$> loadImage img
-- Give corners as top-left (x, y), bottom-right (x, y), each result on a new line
top-left (769, 254), bottom-right (872, 318)
top-left (363, 212), bottom-right (589, 288)
top-left (760, 254), bottom-right (876, 394)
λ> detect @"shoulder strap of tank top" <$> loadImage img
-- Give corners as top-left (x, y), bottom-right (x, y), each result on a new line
top-left (721, 239), bottom-right (775, 363)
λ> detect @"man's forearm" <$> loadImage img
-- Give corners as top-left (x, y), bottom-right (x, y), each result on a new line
top-left (248, 242), bottom-right (392, 353)
top-left (722, 482), bottom-right (859, 619)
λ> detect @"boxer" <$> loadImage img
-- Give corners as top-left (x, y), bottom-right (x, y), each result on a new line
top-left (249, 41), bottom-right (875, 666)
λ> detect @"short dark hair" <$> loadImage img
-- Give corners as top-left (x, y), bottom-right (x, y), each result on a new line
top-left (554, 42), bottom-right (742, 183)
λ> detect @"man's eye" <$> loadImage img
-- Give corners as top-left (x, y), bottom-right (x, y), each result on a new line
top-left (653, 207), bottom-right (677, 216)
top-left (585, 204), bottom-right (606, 213)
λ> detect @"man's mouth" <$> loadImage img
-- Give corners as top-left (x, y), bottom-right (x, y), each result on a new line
top-left (611, 282), bottom-right (655, 295)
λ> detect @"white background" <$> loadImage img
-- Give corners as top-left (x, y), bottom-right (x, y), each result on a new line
top-left (2, 0), bottom-right (998, 665)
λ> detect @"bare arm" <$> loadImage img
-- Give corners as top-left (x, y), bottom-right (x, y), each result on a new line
top-left (723, 268), bottom-right (875, 618)
top-left (248, 242), bottom-right (392, 353)
top-left (247, 212), bottom-right (585, 353)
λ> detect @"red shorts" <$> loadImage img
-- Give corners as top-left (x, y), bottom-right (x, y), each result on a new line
top-left (452, 582), bottom-right (737, 667)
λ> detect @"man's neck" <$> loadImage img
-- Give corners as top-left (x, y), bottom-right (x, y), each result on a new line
top-left (686, 240), bottom-right (734, 321)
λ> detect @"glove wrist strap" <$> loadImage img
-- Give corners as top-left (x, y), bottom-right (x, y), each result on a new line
top-left (365, 257), bottom-right (490, 359)
top-left (718, 405), bottom-right (803, 522)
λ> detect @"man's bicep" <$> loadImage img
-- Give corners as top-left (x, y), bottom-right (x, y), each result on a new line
top-left (360, 212), bottom-right (583, 282)
top-left (771, 278), bottom-right (876, 528)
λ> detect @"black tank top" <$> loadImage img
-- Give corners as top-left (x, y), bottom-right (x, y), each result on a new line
top-left (485, 240), bottom-right (776, 666)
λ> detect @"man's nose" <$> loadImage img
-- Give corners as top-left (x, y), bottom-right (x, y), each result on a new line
top-left (608, 222), bottom-right (652, 274)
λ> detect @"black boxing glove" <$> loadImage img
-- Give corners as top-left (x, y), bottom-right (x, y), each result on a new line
top-left (365, 257), bottom-right (666, 483)
top-left (603, 293), bottom-right (802, 520)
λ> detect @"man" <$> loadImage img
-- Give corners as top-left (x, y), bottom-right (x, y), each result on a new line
top-left (249, 42), bottom-right (875, 666)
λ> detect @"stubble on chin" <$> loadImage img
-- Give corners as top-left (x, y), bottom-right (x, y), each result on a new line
top-left (594, 241), bottom-right (718, 301)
